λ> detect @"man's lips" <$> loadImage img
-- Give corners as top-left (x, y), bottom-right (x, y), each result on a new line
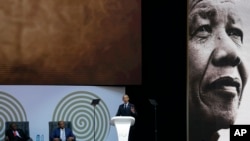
top-left (205, 76), bottom-right (241, 97)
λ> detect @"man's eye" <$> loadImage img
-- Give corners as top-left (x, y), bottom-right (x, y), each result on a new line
top-left (191, 25), bottom-right (212, 38)
top-left (197, 25), bottom-right (212, 32)
top-left (227, 28), bottom-right (243, 42)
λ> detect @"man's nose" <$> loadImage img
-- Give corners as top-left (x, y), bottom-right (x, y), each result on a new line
top-left (211, 35), bottom-right (241, 67)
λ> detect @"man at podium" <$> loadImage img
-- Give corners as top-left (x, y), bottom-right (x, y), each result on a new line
top-left (116, 94), bottom-right (137, 141)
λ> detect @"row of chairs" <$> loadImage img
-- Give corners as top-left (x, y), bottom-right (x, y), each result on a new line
top-left (5, 121), bottom-right (72, 141)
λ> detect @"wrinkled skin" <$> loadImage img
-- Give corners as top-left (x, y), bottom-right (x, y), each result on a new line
top-left (188, 0), bottom-right (248, 140)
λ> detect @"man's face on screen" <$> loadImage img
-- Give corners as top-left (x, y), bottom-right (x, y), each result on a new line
top-left (188, 0), bottom-right (248, 128)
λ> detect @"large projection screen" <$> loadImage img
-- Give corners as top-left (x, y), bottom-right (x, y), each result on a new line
top-left (0, 0), bottom-right (141, 85)
top-left (0, 85), bottom-right (125, 141)
top-left (188, 0), bottom-right (250, 140)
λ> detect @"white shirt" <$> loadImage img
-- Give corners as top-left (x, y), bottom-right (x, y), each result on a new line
top-left (124, 103), bottom-right (129, 109)
top-left (60, 128), bottom-right (66, 141)
top-left (13, 130), bottom-right (22, 138)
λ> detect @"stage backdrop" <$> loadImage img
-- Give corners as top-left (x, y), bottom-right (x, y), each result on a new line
top-left (0, 0), bottom-right (141, 85)
top-left (0, 85), bottom-right (125, 141)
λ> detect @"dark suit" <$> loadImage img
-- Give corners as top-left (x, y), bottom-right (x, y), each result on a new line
top-left (116, 103), bottom-right (137, 117)
top-left (5, 128), bottom-right (30, 141)
top-left (116, 103), bottom-right (137, 141)
top-left (50, 127), bottom-right (75, 141)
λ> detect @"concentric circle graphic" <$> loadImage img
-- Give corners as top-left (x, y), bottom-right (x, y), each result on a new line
top-left (0, 91), bottom-right (27, 141)
top-left (52, 91), bottom-right (111, 141)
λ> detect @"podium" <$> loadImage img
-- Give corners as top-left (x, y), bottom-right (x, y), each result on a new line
top-left (110, 116), bottom-right (135, 141)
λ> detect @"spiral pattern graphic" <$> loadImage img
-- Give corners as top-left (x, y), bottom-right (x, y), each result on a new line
top-left (52, 91), bottom-right (111, 141)
top-left (0, 91), bottom-right (27, 141)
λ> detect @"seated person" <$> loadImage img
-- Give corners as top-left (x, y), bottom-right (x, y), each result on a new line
top-left (5, 122), bottom-right (32, 141)
top-left (51, 121), bottom-right (75, 141)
